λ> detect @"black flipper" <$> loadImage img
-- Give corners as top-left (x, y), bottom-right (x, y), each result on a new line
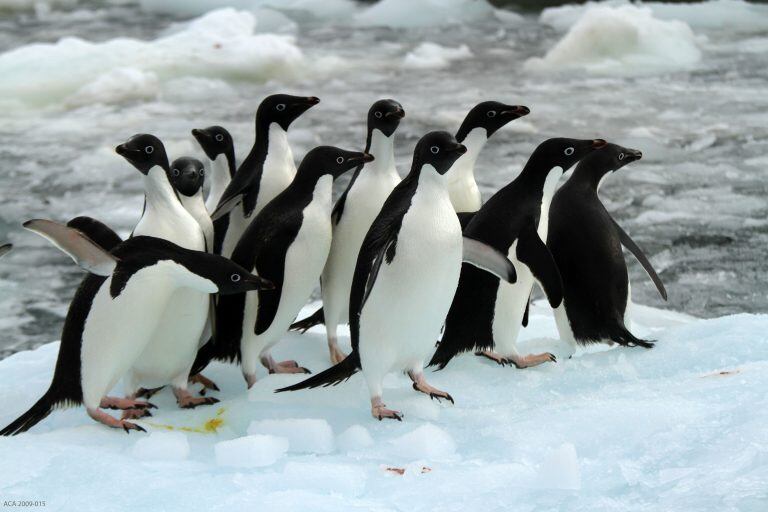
top-left (522, 294), bottom-right (531, 327)
top-left (275, 352), bottom-right (361, 392)
top-left (516, 217), bottom-right (563, 308)
top-left (66, 216), bottom-right (122, 252)
top-left (457, 211), bottom-right (476, 230)
top-left (610, 217), bottom-right (667, 301)
top-left (290, 307), bottom-right (325, 332)
top-left (462, 236), bottom-right (516, 283)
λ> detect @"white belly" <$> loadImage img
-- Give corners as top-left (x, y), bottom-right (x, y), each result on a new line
top-left (321, 171), bottom-right (400, 328)
top-left (491, 241), bottom-right (534, 356)
top-left (80, 268), bottom-right (175, 409)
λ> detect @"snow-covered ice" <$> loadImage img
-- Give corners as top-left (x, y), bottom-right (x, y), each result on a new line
top-left (402, 42), bottom-right (473, 70)
top-left (1, 301), bottom-right (766, 510)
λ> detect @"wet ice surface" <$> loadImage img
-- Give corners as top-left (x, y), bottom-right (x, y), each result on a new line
top-left (0, 0), bottom-right (767, 356)
top-left (1, 302), bottom-right (767, 511)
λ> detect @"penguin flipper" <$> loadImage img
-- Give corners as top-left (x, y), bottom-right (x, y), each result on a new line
top-left (66, 216), bottom-right (122, 252)
top-left (522, 294), bottom-right (531, 327)
top-left (457, 211), bottom-right (476, 230)
top-left (610, 217), bottom-right (668, 301)
top-left (516, 218), bottom-right (563, 308)
top-left (462, 236), bottom-right (517, 284)
top-left (23, 219), bottom-right (118, 276)
top-left (0, 243), bottom-right (11, 258)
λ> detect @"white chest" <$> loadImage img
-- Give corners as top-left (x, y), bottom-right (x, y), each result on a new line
top-left (537, 166), bottom-right (564, 241)
top-left (206, 153), bottom-right (232, 213)
top-left (256, 123), bottom-right (296, 215)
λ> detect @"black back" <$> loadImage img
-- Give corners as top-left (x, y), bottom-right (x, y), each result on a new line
top-left (431, 137), bottom-right (606, 369)
top-left (348, 131), bottom-right (467, 355)
top-left (332, 99), bottom-right (404, 225)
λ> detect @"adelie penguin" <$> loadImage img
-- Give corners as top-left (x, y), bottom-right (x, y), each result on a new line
top-left (446, 101), bottom-right (530, 216)
top-left (290, 99), bottom-right (405, 364)
top-left (548, 143), bottom-right (667, 352)
top-left (204, 146), bottom-right (374, 388)
top-left (210, 94), bottom-right (320, 257)
top-left (170, 157), bottom-right (214, 253)
top-left (0, 220), bottom-right (271, 435)
top-left (430, 138), bottom-right (607, 371)
top-left (191, 126), bottom-right (236, 214)
top-left (116, 135), bottom-right (219, 406)
top-left (278, 131), bottom-right (517, 421)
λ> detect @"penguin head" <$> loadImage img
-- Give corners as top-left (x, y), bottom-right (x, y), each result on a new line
top-left (115, 134), bottom-right (169, 174)
top-left (169, 157), bottom-right (205, 197)
top-left (191, 126), bottom-right (233, 160)
top-left (413, 131), bottom-right (467, 175)
top-left (530, 137), bottom-right (607, 173)
top-left (572, 143), bottom-right (642, 190)
top-left (298, 146), bottom-right (374, 180)
top-left (456, 101), bottom-right (530, 142)
top-left (368, 99), bottom-right (405, 137)
top-left (197, 258), bottom-right (274, 295)
top-left (257, 94), bottom-right (320, 131)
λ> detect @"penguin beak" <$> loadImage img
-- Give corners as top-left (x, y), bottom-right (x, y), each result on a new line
top-left (247, 275), bottom-right (274, 291)
top-left (592, 139), bottom-right (608, 149)
top-left (305, 96), bottom-right (320, 106)
top-left (624, 149), bottom-right (643, 163)
top-left (501, 105), bottom-right (530, 118)
top-left (115, 144), bottom-right (128, 156)
top-left (191, 128), bottom-right (210, 144)
top-left (451, 143), bottom-right (468, 155)
top-left (386, 107), bottom-right (405, 119)
top-left (352, 153), bottom-right (375, 164)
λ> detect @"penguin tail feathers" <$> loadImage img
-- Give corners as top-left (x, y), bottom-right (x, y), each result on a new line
top-left (276, 352), bottom-right (360, 392)
top-left (427, 344), bottom-right (453, 371)
top-left (578, 323), bottom-right (655, 349)
top-left (289, 307), bottom-right (325, 333)
top-left (0, 391), bottom-right (58, 436)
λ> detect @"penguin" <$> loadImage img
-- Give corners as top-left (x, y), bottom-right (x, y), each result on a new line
top-left (207, 146), bottom-right (374, 387)
top-left (210, 94), bottom-right (320, 257)
top-left (446, 101), bottom-right (530, 215)
top-left (65, 217), bottom-right (122, 251)
top-left (0, 220), bottom-right (271, 435)
top-left (429, 138), bottom-right (607, 371)
top-left (191, 126), bottom-right (236, 214)
top-left (548, 143), bottom-right (666, 351)
top-left (0, 244), bottom-right (12, 257)
top-left (116, 135), bottom-right (217, 407)
top-left (170, 157), bottom-right (214, 252)
top-left (277, 131), bottom-right (517, 421)
top-left (290, 99), bottom-right (405, 364)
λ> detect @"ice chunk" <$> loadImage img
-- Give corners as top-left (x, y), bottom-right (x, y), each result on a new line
top-left (336, 425), bottom-right (373, 451)
top-left (389, 424), bottom-right (456, 460)
top-left (132, 432), bottom-right (190, 461)
top-left (215, 434), bottom-right (289, 468)
top-left (403, 42), bottom-right (472, 70)
top-left (536, 443), bottom-right (582, 490)
top-left (527, 4), bottom-right (701, 75)
top-left (247, 418), bottom-right (334, 454)
top-left (356, 0), bottom-right (495, 28)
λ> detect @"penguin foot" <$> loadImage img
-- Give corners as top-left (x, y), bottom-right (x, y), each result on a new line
top-left (408, 371), bottom-right (454, 404)
top-left (122, 408), bottom-right (152, 420)
top-left (244, 373), bottom-right (258, 389)
top-left (136, 386), bottom-right (164, 399)
top-left (371, 397), bottom-right (402, 421)
top-left (173, 388), bottom-right (220, 409)
top-left (189, 373), bottom-right (220, 395)
top-left (99, 397), bottom-right (157, 411)
top-left (328, 340), bottom-right (347, 365)
top-left (475, 350), bottom-right (556, 369)
top-left (87, 407), bottom-right (146, 433)
top-left (268, 362), bottom-right (311, 375)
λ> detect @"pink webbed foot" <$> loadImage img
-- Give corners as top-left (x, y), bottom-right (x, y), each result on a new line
top-left (173, 388), bottom-right (220, 409)
top-left (262, 355), bottom-right (311, 375)
top-left (122, 408), bottom-right (152, 420)
top-left (475, 350), bottom-right (556, 369)
top-left (87, 407), bottom-right (146, 433)
top-left (99, 396), bottom-right (157, 411)
top-left (408, 371), bottom-right (454, 404)
top-left (328, 342), bottom-right (347, 365)
top-left (371, 397), bottom-right (402, 421)
top-left (189, 373), bottom-right (220, 396)
top-left (135, 386), bottom-right (164, 399)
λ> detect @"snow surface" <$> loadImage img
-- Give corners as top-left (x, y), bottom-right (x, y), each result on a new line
top-left (402, 42), bottom-right (473, 70)
top-left (1, 301), bottom-right (767, 510)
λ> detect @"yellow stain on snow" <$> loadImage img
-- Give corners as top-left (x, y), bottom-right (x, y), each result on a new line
top-left (146, 407), bottom-right (226, 434)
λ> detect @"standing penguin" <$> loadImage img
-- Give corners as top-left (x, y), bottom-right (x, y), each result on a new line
top-left (278, 132), bottom-right (517, 421)
top-left (446, 101), bottom-right (530, 214)
top-left (170, 157), bottom-right (214, 252)
top-left (210, 94), bottom-right (320, 257)
top-left (0, 220), bottom-right (271, 435)
top-left (116, 135), bottom-right (216, 407)
top-left (548, 143), bottom-right (666, 351)
top-left (210, 146), bottom-right (374, 387)
top-left (290, 99), bottom-right (405, 363)
top-left (430, 138), bottom-right (607, 370)
top-left (191, 126), bottom-right (236, 214)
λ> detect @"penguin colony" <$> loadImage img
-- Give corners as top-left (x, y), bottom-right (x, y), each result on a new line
top-left (0, 94), bottom-right (667, 434)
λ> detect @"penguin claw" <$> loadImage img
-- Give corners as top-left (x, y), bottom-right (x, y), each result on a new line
top-left (548, 353), bottom-right (557, 363)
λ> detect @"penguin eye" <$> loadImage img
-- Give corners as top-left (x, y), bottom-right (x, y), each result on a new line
top-left (230, 273), bottom-right (241, 282)
top-left (276, 104), bottom-right (286, 111)
top-left (145, 146), bottom-right (154, 154)
top-left (486, 110), bottom-right (497, 118)
top-left (618, 153), bottom-right (625, 161)
top-left (336, 156), bottom-right (345, 164)
top-left (199, 168), bottom-right (205, 176)
top-left (172, 168), bottom-right (180, 177)
top-left (430, 146), bottom-right (440, 154)
top-left (374, 111), bottom-right (383, 119)
top-left (564, 147), bottom-right (575, 156)
top-left (215, 134), bottom-right (224, 142)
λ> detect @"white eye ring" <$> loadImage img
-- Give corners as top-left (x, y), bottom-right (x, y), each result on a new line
top-left (145, 146), bottom-right (154, 154)
top-left (172, 168), bottom-right (180, 177)
top-left (618, 153), bottom-right (625, 160)
top-left (199, 168), bottom-right (205, 176)
top-left (215, 134), bottom-right (224, 142)
top-left (430, 146), bottom-right (440, 154)
top-left (564, 147), bottom-right (574, 156)
top-left (336, 156), bottom-right (345, 164)
top-left (230, 274), bottom-right (241, 282)
top-left (487, 110), bottom-right (497, 118)
top-left (374, 111), bottom-right (382, 119)
top-left (276, 104), bottom-right (286, 111)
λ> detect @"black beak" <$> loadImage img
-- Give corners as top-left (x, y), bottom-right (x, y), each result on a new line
top-left (452, 143), bottom-right (468, 155)
top-left (625, 149), bottom-right (643, 162)
top-left (191, 128), bottom-right (209, 142)
top-left (354, 153), bottom-right (375, 163)
top-left (249, 275), bottom-right (274, 290)
top-left (501, 105), bottom-right (530, 117)
top-left (386, 107), bottom-right (405, 119)
top-left (304, 96), bottom-right (320, 106)
top-left (115, 144), bottom-right (128, 156)
top-left (592, 139), bottom-right (608, 149)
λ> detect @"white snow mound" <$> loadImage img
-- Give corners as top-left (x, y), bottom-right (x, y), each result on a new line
top-left (403, 42), bottom-right (473, 70)
top-left (247, 418), bottom-right (335, 454)
top-left (132, 431), bottom-right (190, 461)
top-left (215, 434), bottom-right (289, 467)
